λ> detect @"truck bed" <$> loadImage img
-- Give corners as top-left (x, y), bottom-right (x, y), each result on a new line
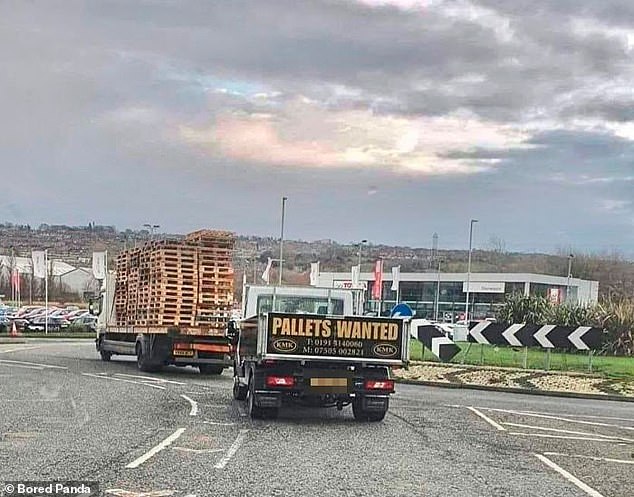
top-left (104, 324), bottom-right (225, 336)
top-left (239, 312), bottom-right (408, 366)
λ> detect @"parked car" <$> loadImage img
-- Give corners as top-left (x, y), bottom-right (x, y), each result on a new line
top-left (0, 315), bottom-right (10, 333)
top-left (26, 316), bottom-right (70, 332)
top-left (72, 314), bottom-right (97, 332)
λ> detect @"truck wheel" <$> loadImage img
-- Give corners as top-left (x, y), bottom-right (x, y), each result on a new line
top-left (100, 350), bottom-right (112, 362)
top-left (352, 398), bottom-right (387, 422)
top-left (199, 365), bottom-right (224, 375)
top-left (136, 343), bottom-right (160, 373)
top-left (233, 377), bottom-right (248, 400)
top-left (246, 375), bottom-right (267, 420)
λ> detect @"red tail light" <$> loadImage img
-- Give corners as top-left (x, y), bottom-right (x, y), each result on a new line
top-left (266, 375), bottom-right (295, 387)
top-left (364, 379), bottom-right (394, 391)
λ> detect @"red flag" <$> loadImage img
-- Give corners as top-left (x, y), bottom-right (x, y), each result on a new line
top-left (11, 269), bottom-right (20, 290)
top-left (372, 260), bottom-right (383, 299)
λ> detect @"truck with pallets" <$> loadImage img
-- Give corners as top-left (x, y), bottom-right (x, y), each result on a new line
top-left (229, 285), bottom-right (409, 420)
top-left (92, 230), bottom-right (235, 374)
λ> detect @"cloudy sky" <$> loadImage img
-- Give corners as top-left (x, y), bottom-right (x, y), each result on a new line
top-left (1, 0), bottom-right (633, 254)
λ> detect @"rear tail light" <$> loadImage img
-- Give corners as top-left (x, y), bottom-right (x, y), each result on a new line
top-left (364, 379), bottom-right (394, 391)
top-left (266, 376), bottom-right (295, 388)
top-left (173, 342), bottom-right (193, 350)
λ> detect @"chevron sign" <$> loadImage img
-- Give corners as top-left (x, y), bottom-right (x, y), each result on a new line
top-left (468, 322), bottom-right (603, 350)
top-left (417, 324), bottom-right (460, 362)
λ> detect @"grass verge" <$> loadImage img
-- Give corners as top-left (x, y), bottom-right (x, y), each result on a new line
top-left (410, 339), bottom-right (634, 380)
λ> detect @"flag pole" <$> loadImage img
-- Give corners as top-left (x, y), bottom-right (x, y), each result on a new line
top-left (104, 251), bottom-right (109, 326)
top-left (45, 249), bottom-right (48, 335)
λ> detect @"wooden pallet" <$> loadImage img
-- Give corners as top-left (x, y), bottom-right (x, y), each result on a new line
top-left (113, 230), bottom-right (235, 331)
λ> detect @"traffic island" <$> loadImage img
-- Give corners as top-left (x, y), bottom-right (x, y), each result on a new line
top-left (394, 361), bottom-right (634, 401)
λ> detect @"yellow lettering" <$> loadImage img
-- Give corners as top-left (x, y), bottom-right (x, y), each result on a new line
top-left (281, 318), bottom-right (291, 336)
top-left (271, 317), bottom-right (283, 336)
top-left (361, 322), bottom-right (372, 339)
top-left (322, 320), bottom-right (332, 338)
top-left (351, 322), bottom-right (362, 339)
top-left (387, 323), bottom-right (398, 341)
top-left (336, 320), bottom-right (352, 339)
top-left (372, 322), bottom-right (381, 340)
top-left (304, 319), bottom-right (312, 337)
top-left (380, 323), bottom-right (388, 340)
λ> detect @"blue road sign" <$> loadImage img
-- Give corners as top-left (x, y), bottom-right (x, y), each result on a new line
top-left (390, 303), bottom-right (413, 318)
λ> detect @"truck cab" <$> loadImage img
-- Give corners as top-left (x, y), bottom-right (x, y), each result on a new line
top-left (230, 285), bottom-right (408, 421)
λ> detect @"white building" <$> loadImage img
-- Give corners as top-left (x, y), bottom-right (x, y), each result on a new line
top-left (316, 271), bottom-right (599, 320)
top-left (0, 256), bottom-right (98, 296)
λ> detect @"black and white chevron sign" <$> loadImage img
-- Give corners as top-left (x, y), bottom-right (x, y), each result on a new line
top-left (468, 322), bottom-right (603, 350)
top-left (417, 325), bottom-right (460, 362)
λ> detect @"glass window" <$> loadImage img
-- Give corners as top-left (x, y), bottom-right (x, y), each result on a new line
top-left (257, 295), bottom-right (344, 315)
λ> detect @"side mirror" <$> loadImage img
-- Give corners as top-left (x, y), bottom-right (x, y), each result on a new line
top-left (88, 295), bottom-right (102, 316)
top-left (226, 320), bottom-right (239, 343)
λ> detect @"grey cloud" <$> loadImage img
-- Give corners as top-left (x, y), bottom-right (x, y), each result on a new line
top-left (1, 0), bottom-right (633, 252)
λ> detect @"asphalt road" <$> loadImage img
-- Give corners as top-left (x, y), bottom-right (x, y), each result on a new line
top-left (1, 339), bottom-right (632, 497)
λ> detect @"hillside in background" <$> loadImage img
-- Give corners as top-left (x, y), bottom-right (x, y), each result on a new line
top-left (1, 223), bottom-right (633, 299)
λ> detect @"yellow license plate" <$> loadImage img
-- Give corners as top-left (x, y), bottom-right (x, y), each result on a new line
top-left (310, 378), bottom-right (348, 387)
top-left (173, 350), bottom-right (195, 357)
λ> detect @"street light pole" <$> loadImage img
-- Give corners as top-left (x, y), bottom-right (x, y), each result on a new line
top-left (357, 239), bottom-right (368, 268)
top-left (435, 258), bottom-right (443, 321)
top-left (464, 219), bottom-right (478, 324)
top-left (278, 197), bottom-right (288, 286)
top-left (566, 253), bottom-right (574, 303)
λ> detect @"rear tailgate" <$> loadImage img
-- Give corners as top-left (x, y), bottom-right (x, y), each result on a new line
top-left (262, 312), bottom-right (408, 365)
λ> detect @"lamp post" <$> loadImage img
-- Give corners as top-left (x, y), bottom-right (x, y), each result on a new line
top-left (278, 196), bottom-right (288, 286)
top-left (435, 258), bottom-right (443, 321)
top-left (464, 219), bottom-right (478, 324)
top-left (357, 239), bottom-right (368, 268)
top-left (566, 253), bottom-right (574, 303)
top-left (143, 223), bottom-right (160, 240)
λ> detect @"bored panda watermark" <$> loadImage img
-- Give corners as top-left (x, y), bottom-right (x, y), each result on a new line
top-left (2, 482), bottom-right (99, 497)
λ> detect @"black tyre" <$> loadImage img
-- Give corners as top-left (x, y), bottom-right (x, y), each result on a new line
top-left (352, 398), bottom-right (387, 422)
top-left (136, 343), bottom-right (161, 373)
top-left (233, 376), bottom-right (248, 400)
top-left (99, 350), bottom-right (112, 362)
top-left (199, 365), bottom-right (224, 375)
top-left (246, 375), bottom-right (267, 420)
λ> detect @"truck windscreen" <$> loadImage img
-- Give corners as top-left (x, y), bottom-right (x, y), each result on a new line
top-left (257, 296), bottom-right (344, 316)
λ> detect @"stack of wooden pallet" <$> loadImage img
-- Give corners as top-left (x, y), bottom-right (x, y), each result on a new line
top-left (113, 230), bottom-right (235, 333)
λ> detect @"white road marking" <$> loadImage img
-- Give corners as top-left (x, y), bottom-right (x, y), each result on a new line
top-left (543, 452), bottom-right (634, 465)
top-left (535, 453), bottom-right (606, 497)
top-left (202, 421), bottom-right (236, 426)
top-left (82, 373), bottom-right (166, 390)
top-left (173, 447), bottom-right (223, 454)
top-left (214, 429), bottom-right (249, 469)
top-left (105, 489), bottom-right (175, 497)
top-left (0, 359), bottom-right (67, 369)
top-left (116, 374), bottom-right (185, 385)
top-left (0, 346), bottom-right (41, 354)
top-left (180, 394), bottom-right (199, 416)
top-left (477, 407), bottom-right (634, 431)
top-left (511, 432), bottom-right (630, 443)
top-left (502, 422), bottom-right (634, 442)
top-left (0, 362), bottom-right (44, 370)
top-left (487, 408), bottom-right (634, 423)
top-left (465, 406), bottom-right (506, 431)
top-left (125, 428), bottom-right (186, 469)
